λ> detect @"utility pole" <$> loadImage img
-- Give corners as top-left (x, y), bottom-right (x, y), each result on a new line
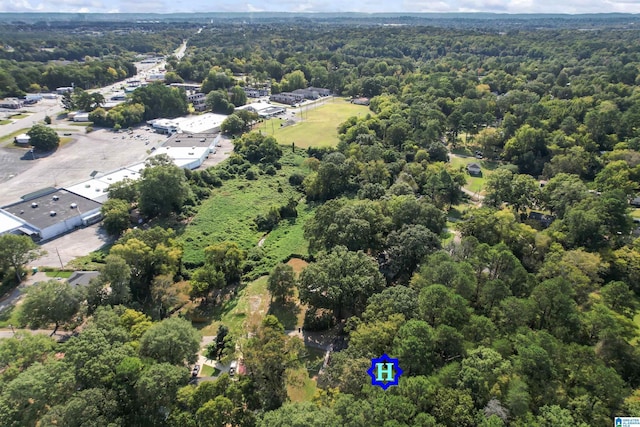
top-left (55, 247), bottom-right (63, 269)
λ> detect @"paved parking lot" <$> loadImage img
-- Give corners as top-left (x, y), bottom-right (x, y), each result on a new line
top-left (0, 127), bottom-right (168, 206)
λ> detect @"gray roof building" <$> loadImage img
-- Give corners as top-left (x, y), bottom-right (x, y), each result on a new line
top-left (3, 189), bottom-right (103, 241)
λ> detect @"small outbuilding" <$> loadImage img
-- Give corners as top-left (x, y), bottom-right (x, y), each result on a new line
top-left (15, 134), bottom-right (31, 145)
top-left (467, 163), bottom-right (482, 176)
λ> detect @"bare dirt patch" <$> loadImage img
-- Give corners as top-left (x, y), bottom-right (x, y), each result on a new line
top-left (287, 258), bottom-right (308, 275)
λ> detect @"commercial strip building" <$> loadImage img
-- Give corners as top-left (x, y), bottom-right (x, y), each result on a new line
top-left (270, 92), bottom-right (305, 106)
top-left (236, 102), bottom-right (286, 118)
top-left (149, 133), bottom-right (220, 170)
top-left (243, 87), bottom-right (269, 98)
top-left (149, 113), bottom-right (227, 134)
top-left (2, 189), bottom-right (103, 241)
top-left (0, 98), bottom-right (24, 109)
top-left (64, 163), bottom-right (146, 204)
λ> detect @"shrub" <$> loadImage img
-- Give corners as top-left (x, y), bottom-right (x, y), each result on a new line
top-left (289, 172), bottom-right (305, 186)
top-left (245, 169), bottom-right (257, 180)
top-left (303, 308), bottom-right (336, 331)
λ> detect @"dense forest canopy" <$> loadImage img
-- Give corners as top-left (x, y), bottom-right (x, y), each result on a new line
top-left (2, 14), bottom-right (640, 427)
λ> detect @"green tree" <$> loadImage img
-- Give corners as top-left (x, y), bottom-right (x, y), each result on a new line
top-left (229, 85), bottom-right (247, 107)
top-left (19, 280), bottom-right (83, 336)
top-left (392, 319), bottom-right (436, 376)
top-left (39, 388), bottom-right (123, 427)
top-left (203, 241), bottom-right (246, 285)
top-left (196, 395), bottom-right (234, 427)
top-left (27, 123), bottom-right (59, 151)
top-left (129, 83), bottom-right (188, 120)
top-left (221, 114), bottom-right (245, 135)
top-left (259, 401), bottom-right (340, 427)
top-left (244, 315), bottom-right (302, 410)
top-left (138, 155), bottom-right (192, 217)
top-left (268, 263), bottom-right (296, 303)
top-left (101, 198), bottom-right (130, 237)
top-left (0, 361), bottom-right (75, 427)
top-left (139, 317), bottom-right (201, 365)
top-left (0, 234), bottom-right (43, 283)
top-left (107, 178), bottom-right (138, 203)
top-left (298, 246), bottom-right (385, 319)
top-left (234, 132), bottom-right (283, 164)
top-left (136, 363), bottom-right (189, 423)
top-left (206, 89), bottom-right (234, 114)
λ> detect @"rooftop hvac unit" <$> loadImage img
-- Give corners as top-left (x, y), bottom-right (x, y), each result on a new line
top-left (49, 211), bottom-right (56, 216)
top-left (52, 195), bottom-right (59, 201)
top-left (31, 202), bottom-right (38, 208)
top-left (70, 203), bottom-right (78, 209)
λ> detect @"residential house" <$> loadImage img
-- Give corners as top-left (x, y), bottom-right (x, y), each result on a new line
top-left (466, 163), bottom-right (482, 176)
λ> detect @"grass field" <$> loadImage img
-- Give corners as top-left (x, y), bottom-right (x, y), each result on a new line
top-left (193, 275), bottom-right (270, 337)
top-left (255, 98), bottom-right (370, 148)
top-left (44, 270), bottom-right (73, 278)
top-left (200, 364), bottom-right (221, 377)
top-left (180, 150), bottom-right (311, 268)
top-left (449, 155), bottom-right (501, 195)
top-left (0, 120), bottom-right (11, 125)
top-left (287, 346), bottom-right (326, 402)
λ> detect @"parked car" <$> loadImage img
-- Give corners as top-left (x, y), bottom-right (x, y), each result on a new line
top-left (191, 365), bottom-right (200, 377)
top-left (229, 361), bottom-right (237, 376)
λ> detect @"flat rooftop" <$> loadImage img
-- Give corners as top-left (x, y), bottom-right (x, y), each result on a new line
top-left (152, 146), bottom-right (209, 161)
top-left (0, 209), bottom-right (26, 234)
top-left (64, 179), bottom-right (110, 203)
top-left (175, 113), bottom-right (227, 134)
top-left (3, 189), bottom-right (103, 230)
top-left (64, 165), bottom-right (146, 203)
top-left (164, 133), bottom-right (219, 149)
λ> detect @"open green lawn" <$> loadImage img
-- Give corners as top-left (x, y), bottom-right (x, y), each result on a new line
top-left (0, 120), bottom-right (11, 125)
top-left (287, 346), bottom-right (326, 402)
top-left (449, 155), bottom-right (501, 195)
top-left (632, 208), bottom-right (640, 219)
top-left (9, 113), bottom-right (30, 119)
top-left (200, 364), bottom-right (221, 377)
top-left (255, 98), bottom-right (370, 148)
top-left (180, 150), bottom-right (310, 269)
top-left (193, 275), bottom-right (270, 337)
top-left (44, 270), bottom-right (73, 278)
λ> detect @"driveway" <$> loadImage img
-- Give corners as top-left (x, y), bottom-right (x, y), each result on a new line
top-left (30, 222), bottom-right (112, 269)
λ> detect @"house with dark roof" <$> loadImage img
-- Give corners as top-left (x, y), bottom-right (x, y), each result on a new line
top-left (631, 196), bottom-right (640, 208)
top-left (528, 211), bottom-right (556, 228)
top-left (467, 163), bottom-right (482, 176)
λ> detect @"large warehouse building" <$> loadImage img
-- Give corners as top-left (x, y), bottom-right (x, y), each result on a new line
top-left (149, 133), bottom-right (220, 170)
top-left (2, 189), bottom-right (103, 241)
top-left (65, 163), bottom-right (146, 203)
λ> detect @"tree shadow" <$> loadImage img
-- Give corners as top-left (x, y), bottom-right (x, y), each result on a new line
top-left (20, 148), bottom-right (57, 161)
top-left (267, 299), bottom-right (301, 330)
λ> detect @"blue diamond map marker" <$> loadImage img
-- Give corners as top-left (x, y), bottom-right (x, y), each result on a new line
top-left (367, 353), bottom-right (403, 390)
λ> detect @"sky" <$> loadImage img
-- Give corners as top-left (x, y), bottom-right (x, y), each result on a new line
top-left (1, 0), bottom-right (640, 14)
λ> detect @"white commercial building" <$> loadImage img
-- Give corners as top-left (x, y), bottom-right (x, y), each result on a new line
top-left (64, 164), bottom-right (146, 203)
top-left (150, 146), bottom-right (210, 170)
top-left (0, 209), bottom-right (30, 237)
top-left (150, 113), bottom-right (227, 135)
top-left (2, 189), bottom-right (103, 241)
